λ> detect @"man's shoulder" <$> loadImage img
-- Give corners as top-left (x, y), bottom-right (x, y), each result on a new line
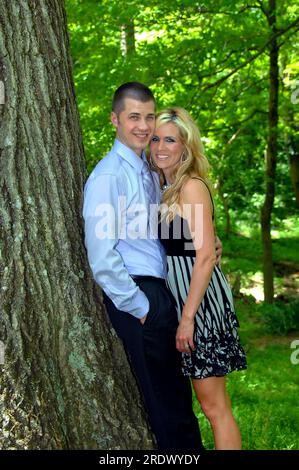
top-left (83, 152), bottom-right (117, 197)
top-left (86, 151), bottom-right (124, 187)
top-left (91, 150), bottom-right (120, 177)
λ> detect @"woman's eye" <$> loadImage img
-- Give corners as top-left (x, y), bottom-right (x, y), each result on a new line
top-left (166, 137), bottom-right (175, 143)
top-left (151, 136), bottom-right (159, 142)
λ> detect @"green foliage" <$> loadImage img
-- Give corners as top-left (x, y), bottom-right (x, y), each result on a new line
top-left (194, 295), bottom-right (299, 450)
top-left (65, 0), bottom-right (299, 228)
top-left (64, 3), bottom-right (299, 449)
top-left (258, 300), bottom-right (299, 335)
top-left (193, 223), bottom-right (299, 449)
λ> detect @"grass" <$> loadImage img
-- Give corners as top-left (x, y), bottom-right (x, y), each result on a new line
top-left (192, 217), bottom-right (299, 450)
top-left (193, 300), bottom-right (299, 451)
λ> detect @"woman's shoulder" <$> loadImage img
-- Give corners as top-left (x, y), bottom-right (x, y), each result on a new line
top-left (180, 176), bottom-right (214, 218)
top-left (181, 176), bottom-right (210, 199)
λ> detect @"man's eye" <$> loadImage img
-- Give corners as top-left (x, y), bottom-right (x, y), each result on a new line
top-left (130, 116), bottom-right (138, 120)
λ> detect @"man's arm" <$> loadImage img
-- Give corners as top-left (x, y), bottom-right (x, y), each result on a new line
top-left (83, 173), bottom-right (149, 319)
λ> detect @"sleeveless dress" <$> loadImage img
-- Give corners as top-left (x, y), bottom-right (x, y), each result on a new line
top-left (158, 178), bottom-right (247, 379)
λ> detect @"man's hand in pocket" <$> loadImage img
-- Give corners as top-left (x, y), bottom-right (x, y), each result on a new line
top-left (140, 314), bottom-right (148, 325)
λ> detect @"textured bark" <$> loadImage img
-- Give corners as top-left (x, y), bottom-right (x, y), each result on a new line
top-left (260, 0), bottom-right (279, 303)
top-left (0, 0), bottom-right (153, 450)
top-left (217, 177), bottom-right (231, 237)
top-left (283, 98), bottom-right (299, 206)
top-left (121, 20), bottom-right (135, 56)
top-left (289, 150), bottom-right (299, 207)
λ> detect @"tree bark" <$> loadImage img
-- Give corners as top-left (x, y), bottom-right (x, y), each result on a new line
top-left (288, 140), bottom-right (299, 207)
top-left (0, 0), bottom-right (153, 450)
top-left (260, 0), bottom-right (279, 303)
top-left (217, 176), bottom-right (231, 237)
top-left (121, 20), bottom-right (136, 56)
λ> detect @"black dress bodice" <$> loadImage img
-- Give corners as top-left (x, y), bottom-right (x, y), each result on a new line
top-left (158, 177), bottom-right (215, 257)
top-left (158, 215), bottom-right (196, 257)
top-left (157, 179), bottom-right (247, 380)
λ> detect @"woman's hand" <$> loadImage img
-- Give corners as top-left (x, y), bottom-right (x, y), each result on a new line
top-left (176, 317), bottom-right (195, 354)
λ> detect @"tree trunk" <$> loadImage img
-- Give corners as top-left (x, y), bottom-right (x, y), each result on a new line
top-left (260, 0), bottom-right (279, 303)
top-left (121, 20), bottom-right (136, 56)
top-left (217, 177), bottom-right (231, 237)
top-left (289, 146), bottom-right (299, 207)
top-left (0, 0), bottom-right (153, 450)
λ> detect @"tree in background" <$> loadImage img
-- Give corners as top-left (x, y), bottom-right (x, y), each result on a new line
top-left (66, 0), bottom-right (299, 302)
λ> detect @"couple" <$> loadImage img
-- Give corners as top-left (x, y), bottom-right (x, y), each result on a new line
top-left (83, 82), bottom-right (247, 451)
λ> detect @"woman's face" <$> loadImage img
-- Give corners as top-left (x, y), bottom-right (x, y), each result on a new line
top-left (150, 122), bottom-right (185, 179)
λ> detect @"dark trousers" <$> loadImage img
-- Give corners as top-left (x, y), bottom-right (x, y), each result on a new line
top-left (103, 276), bottom-right (203, 451)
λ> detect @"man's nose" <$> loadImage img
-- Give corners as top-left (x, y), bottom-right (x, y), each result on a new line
top-left (138, 118), bottom-right (150, 130)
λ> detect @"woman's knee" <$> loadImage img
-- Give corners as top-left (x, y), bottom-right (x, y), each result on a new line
top-left (200, 397), bottom-right (229, 424)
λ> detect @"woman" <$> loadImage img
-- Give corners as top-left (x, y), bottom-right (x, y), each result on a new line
top-left (150, 107), bottom-right (247, 450)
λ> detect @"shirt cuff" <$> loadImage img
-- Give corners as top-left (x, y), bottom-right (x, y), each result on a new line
top-left (127, 288), bottom-right (150, 319)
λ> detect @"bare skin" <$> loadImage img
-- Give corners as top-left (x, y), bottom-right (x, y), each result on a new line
top-left (151, 122), bottom-right (242, 450)
top-left (192, 376), bottom-right (242, 450)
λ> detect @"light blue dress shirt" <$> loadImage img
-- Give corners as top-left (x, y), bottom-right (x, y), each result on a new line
top-left (83, 139), bottom-right (167, 319)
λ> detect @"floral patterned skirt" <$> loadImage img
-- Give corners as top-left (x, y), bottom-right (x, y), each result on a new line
top-left (166, 257), bottom-right (247, 379)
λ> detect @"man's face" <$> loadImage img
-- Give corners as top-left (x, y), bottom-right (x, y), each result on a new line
top-left (111, 98), bottom-right (155, 156)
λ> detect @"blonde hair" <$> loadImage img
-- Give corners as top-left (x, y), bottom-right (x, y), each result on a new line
top-left (150, 107), bottom-right (210, 223)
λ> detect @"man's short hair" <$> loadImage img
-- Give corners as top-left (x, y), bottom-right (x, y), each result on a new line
top-left (112, 82), bottom-right (155, 114)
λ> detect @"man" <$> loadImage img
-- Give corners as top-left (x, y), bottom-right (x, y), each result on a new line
top-left (83, 82), bottom-right (204, 450)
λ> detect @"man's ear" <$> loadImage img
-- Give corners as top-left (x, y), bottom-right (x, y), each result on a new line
top-left (111, 112), bottom-right (118, 128)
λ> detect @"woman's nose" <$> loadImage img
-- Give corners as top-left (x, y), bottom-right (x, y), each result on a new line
top-left (157, 139), bottom-right (165, 151)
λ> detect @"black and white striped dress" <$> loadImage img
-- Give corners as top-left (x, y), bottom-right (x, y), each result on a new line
top-left (158, 181), bottom-right (247, 379)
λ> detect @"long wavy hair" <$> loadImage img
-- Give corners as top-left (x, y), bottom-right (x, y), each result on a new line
top-left (149, 107), bottom-right (211, 223)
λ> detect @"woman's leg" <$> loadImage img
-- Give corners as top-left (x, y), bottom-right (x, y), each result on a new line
top-left (192, 376), bottom-right (242, 450)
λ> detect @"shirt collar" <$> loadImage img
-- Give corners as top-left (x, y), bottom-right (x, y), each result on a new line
top-left (113, 139), bottom-right (148, 175)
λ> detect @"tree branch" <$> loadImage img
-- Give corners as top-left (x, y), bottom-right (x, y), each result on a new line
top-left (204, 109), bottom-right (268, 134)
top-left (256, 0), bottom-right (269, 19)
top-left (201, 16), bottom-right (299, 92)
top-left (278, 25), bottom-right (299, 48)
